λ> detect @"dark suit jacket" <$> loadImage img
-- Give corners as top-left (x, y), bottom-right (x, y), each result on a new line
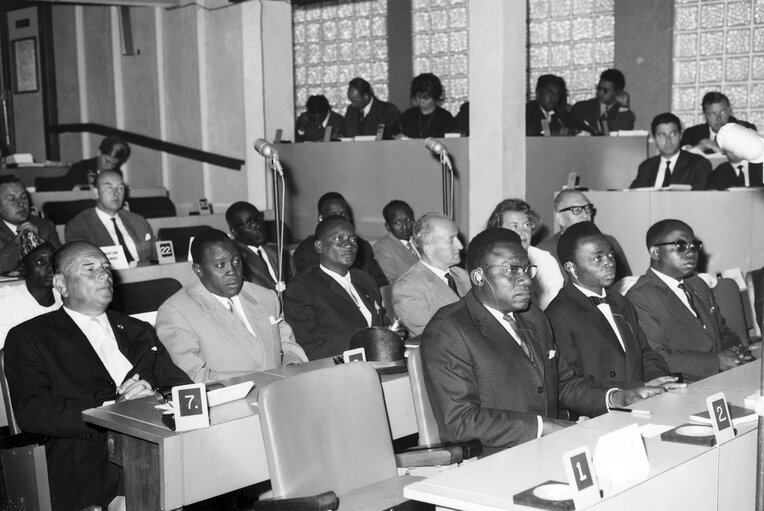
top-left (64, 157), bottom-right (98, 188)
top-left (630, 150), bottom-right (711, 190)
top-left (233, 240), bottom-right (292, 291)
top-left (295, 111), bottom-right (344, 142)
top-left (545, 281), bottom-right (670, 389)
top-left (680, 117), bottom-right (757, 148)
top-left (525, 100), bottom-right (577, 136)
top-left (0, 216), bottom-right (61, 274)
top-left (293, 234), bottom-right (389, 288)
top-left (421, 291), bottom-right (608, 454)
top-left (283, 267), bottom-right (388, 359)
top-left (343, 97), bottom-right (401, 139)
top-left (708, 161), bottom-right (764, 190)
top-left (537, 232), bottom-right (632, 282)
top-left (65, 208), bottom-right (155, 262)
top-left (570, 98), bottom-right (635, 133)
top-left (626, 270), bottom-right (740, 382)
top-left (4, 308), bottom-right (190, 510)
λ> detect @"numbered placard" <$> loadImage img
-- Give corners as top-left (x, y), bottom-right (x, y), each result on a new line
top-left (563, 446), bottom-right (601, 509)
top-left (172, 383), bottom-right (210, 432)
top-left (100, 245), bottom-right (130, 270)
top-left (198, 198), bottom-right (212, 215)
top-left (155, 240), bottom-right (176, 264)
top-left (706, 392), bottom-right (735, 444)
top-left (343, 347), bottom-right (366, 363)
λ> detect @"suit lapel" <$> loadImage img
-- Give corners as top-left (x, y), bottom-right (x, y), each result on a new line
top-left (316, 269), bottom-right (369, 324)
top-left (350, 270), bottom-right (381, 325)
top-left (53, 308), bottom-right (114, 381)
top-left (566, 283), bottom-right (625, 356)
top-left (0, 221), bottom-right (14, 246)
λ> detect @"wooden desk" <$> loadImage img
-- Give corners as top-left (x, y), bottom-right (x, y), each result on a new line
top-left (82, 361), bottom-right (417, 510)
top-left (404, 362), bottom-right (760, 510)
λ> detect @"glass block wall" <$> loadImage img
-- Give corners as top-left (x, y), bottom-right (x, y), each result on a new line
top-left (527, 0), bottom-right (615, 103)
top-left (673, 0), bottom-right (764, 130)
top-left (293, 0), bottom-right (389, 116)
top-left (412, 0), bottom-right (469, 115)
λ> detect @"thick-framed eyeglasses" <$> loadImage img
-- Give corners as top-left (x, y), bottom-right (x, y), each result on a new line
top-left (557, 203), bottom-right (595, 216)
top-left (484, 264), bottom-right (538, 280)
top-left (653, 240), bottom-right (703, 252)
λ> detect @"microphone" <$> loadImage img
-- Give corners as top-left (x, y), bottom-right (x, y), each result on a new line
top-left (716, 123), bottom-right (764, 163)
top-left (424, 137), bottom-right (447, 156)
top-left (253, 138), bottom-right (278, 158)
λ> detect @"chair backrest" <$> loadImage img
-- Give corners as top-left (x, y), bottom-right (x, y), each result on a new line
top-left (747, 268), bottom-right (764, 336)
top-left (258, 363), bottom-right (397, 498)
top-left (42, 199), bottom-right (96, 225)
top-left (0, 349), bottom-right (21, 436)
top-left (157, 225), bottom-right (211, 261)
top-left (126, 196), bottom-right (176, 219)
top-left (110, 278), bottom-right (182, 315)
top-left (407, 347), bottom-right (442, 448)
top-left (712, 277), bottom-right (749, 344)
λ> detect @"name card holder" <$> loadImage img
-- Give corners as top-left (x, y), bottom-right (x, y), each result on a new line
top-left (563, 446), bottom-right (601, 509)
top-left (155, 240), bottom-right (176, 264)
top-left (707, 392), bottom-right (736, 444)
top-left (172, 383), bottom-right (210, 432)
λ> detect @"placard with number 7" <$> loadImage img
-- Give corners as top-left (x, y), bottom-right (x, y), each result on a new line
top-left (172, 383), bottom-right (210, 432)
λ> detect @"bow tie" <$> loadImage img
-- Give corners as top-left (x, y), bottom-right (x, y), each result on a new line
top-left (588, 295), bottom-right (613, 307)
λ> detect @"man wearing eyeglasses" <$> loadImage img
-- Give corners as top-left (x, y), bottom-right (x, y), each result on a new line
top-left (626, 219), bottom-right (750, 382)
top-left (537, 190), bottom-right (632, 282)
top-left (681, 91), bottom-right (756, 154)
top-left (570, 69), bottom-right (635, 134)
top-left (420, 228), bottom-right (665, 454)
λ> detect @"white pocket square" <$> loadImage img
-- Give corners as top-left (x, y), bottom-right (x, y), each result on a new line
top-left (145, 233), bottom-right (152, 241)
top-left (548, 349), bottom-right (556, 360)
top-left (269, 316), bottom-right (283, 325)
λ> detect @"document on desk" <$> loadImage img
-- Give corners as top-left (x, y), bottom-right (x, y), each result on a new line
top-left (207, 381), bottom-right (255, 407)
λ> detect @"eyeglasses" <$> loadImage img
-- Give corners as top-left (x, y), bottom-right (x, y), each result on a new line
top-left (557, 203), bottom-right (595, 216)
top-left (484, 264), bottom-right (538, 280)
top-left (653, 240), bottom-right (703, 252)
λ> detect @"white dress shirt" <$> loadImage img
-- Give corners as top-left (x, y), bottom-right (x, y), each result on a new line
top-left (94, 207), bottom-right (139, 261)
top-left (653, 151), bottom-right (680, 188)
top-left (248, 245), bottom-right (278, 282)
top-left (2, 220), bottom-right (18, 235)
top-left (320, 265), bottom-right (372, 326)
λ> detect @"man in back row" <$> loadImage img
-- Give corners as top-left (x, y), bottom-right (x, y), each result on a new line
top-left (681, 91), bottom-right (756, 154)
top-left (571, 68), bottom-right (635, 134)
top-left (343, 77), bottom-right (401, 140)
top-left (373, 200), bottom-right (419, 284)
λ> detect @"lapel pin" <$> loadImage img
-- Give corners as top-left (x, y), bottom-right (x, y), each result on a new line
top-left (116, 323), bottom-right (124, 330)
top-left (151, 346), bottom-right (158, 352)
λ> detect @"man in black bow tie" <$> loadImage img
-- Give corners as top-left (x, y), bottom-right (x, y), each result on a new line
top-left (545, 222), bottom-right (678, 389)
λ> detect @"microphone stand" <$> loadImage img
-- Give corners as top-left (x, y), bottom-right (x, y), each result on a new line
top-left (266, 153), bottom-right (287, 300)
top-left (439, 152), bottom-right (455, 220)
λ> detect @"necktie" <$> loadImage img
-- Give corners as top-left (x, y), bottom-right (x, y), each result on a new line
top-left (445, 272), bottom-right (459, 296)
top-left (677, 283), bottom-right (706, 329)
top-left (227, 298), bottom-right (251, 330)
top-left (111, 217), bottom-right (134, 263)
top-left (90, 317), bottom-right (133, 386)
top-left (503, 314), bottom-right (534, 363)
top-left (358, 110), bottom-right (366, 133)
top-left (255, 247), bottom-right (277, 284)
top-left (737, 165), bottom-right (746, 187)
top-left (588, 295), bottom-right (613, 307)
top-left (662, 160), bottom-right (672, 188)
top-left (405, 241), bottom-right (418, 259)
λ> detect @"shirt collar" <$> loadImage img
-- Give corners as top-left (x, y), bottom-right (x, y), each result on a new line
top-left (2, 219), bottom-right (18, 234)
top-left (662, 151), bottom-right (680, 166)
top-left (421, 259), bottom-right (449, 280)
top-left (63, 305), bottom-right (108, 325)
top-left (651, 267), bottom-right (685, 287)
top-left (483, 303), bottom-right (513, 322)
top-left (572, 282), bottom-right (606, 298)
top-left (95, 206), bottom-right (119, 222)
top-left (320, 264), bottom-right (352, 285)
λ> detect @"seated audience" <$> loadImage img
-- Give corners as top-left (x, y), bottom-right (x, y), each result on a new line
top-left (571, 69), bottom-right (635, 134)
top-left (0, 175), bottom-right (61, 274)
top-left (372, 200), bottom-right (419, 284)
top-left (681, 91), bottom-right (757, 153)
top-left (0, 231), bottom-right (61, 347)
top-left (64, 135), bottom-right (131, 189)
top-left (393, 73), bottom-right (455, 139)
top-left (630, 112), bottom-right (711, 190)
top-left (626, 219), bottom-right (750, 382)
top-left (226, 201), bottom-right (292, 291)
top-left (421, 228), bottom-right (663, 454)
top-left (545, 222), bottom-right (676, 389)
top-left (284, 215), bottom-right (388, 359)
top-left (156, 229), bottom-right (306, 383)
top-left (392, 213), bottom-right (470, 336)
top-left (293, 192), bottom-right (388, 288)
top-left (486, 199), bottom-right (563, 309)
top-left (709, 150), bottom-right (763, 189)
top-left (295, 94), bottom-right (344, 142)
top-left (5, 241), bottom-right (190, 510)
top-left (537, 190), bottom-right (631, 282)
top-left (65, 170), bottom-right (155, 264)
top-left (342, 77), bottom-right (401, 139)
top-left (526, 74), bottom-right (576, 136)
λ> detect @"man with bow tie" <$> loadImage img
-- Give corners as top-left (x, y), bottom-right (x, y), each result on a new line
top-left (545, 222), bottom-right (678, 390)
top-left (4, 241), bottom-right (191, 510)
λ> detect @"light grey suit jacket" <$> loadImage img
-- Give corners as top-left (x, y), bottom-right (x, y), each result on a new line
top-left (392, 260), bottom-right (471, 336)
top-left (372, 232), bottom-right (419, 284)
top-left (65, 208), bottom-right (155, 262)
top-left (155, 280), bottom-right (307, 383)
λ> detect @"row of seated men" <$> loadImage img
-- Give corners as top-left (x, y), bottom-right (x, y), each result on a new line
top-left (3, 171), bottom-right (756, 508)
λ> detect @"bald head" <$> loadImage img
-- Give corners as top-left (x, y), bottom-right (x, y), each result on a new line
top-left (53, 242), bottom-right (113, 316)
top-left (554, 190), bottom-right (594, 231)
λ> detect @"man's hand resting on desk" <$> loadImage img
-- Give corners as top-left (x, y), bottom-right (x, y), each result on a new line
top-left (645, 375), bottom-right (687, 390)
top-left (610, 386), bottom-right (666, 408)
top-left (116, 373), bottom-right (155, 402)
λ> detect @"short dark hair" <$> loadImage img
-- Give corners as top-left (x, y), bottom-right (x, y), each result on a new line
top-left (410, 73), bottom-right (443, 101)
top-left (645, 219), bottom-right (692, 248)
top-left (651, 112), bottom-right (682, 136)
top-left (190, 228), bottom-right (234, 263)
top-left (317, 191), bottom-right (347, 215)
top-left (536, 74), bottom-right (561, 93)
top-left (382, 200), bottom-right (413, 224)
top-left (348, 77), bottom-right (372, 97)
top-left (557, 221), bottom-right (603, 266)
top-left (306, 95), bottom-right (330, 116)
top-left (701, 91), bottom-right (730, 110)
top-left (0, 175), bottom-right (21, 187)
top-left (94, 169), bottom-right (124, 187)
top-left (99, 135), bottom-right (131, 161)
top-left (486, 199), bottom-right (542, 235)
top-left (600, 69), bottom-right (625, 91)
top-left (315, 215), bottom-right (353, 240)
top-left (225, 201), bottom-right (260, 226)
top-left (466, 228), bottom-right (522, 273)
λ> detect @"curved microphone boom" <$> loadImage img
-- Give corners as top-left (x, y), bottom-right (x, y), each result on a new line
top-left (424, 137), bottom-right (447, 156)
top-left (424, 138), bottom-right (455, 219)
top-left (254, 138), bottom-right (278, 158)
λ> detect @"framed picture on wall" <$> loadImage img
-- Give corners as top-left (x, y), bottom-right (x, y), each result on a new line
top-left (12, 37), bottom-right (39, 94)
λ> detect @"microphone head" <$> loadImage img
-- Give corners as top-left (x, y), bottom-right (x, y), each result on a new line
top-left (254, 138), bottom-right (276, 157)
top-left (424, 137), bottom-right (446, 155)
top-left (716, 123), bottom-right (764, 163)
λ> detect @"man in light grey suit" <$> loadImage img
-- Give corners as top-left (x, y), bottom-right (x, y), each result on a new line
top-left (393, 213), bottom-right (470, 336)
top-left (373, 200), bottom-right (419, 283)
top-left (156, 229), bottom-right (306, 383)
top-left (65, 170), bottom-right (155, 264)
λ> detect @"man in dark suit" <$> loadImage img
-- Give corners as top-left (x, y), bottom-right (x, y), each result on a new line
top-left (63, 135), bottom-right (131, 189)
top-left (570, 69), bottom-right (635, 134)
top-left (421, 228), bottom-right (664, 454)
top-left (709, 157), bottom-right (764, 189)
top-left (525, 74), bottom-right (577, 136)
top-left (284, 216), bottom-right (388, 360)
top-left (373, 200), bottom-right (419, 284)
top-left (4, 241), bottom-right (191, 510)
top-left (0, 175), bottom-right (61, 274)
top-left (292, 191), bottom-right (388, 288)
top-left (65, 170), bottom-right (155, 264)
top-left (626, 219), bottom-right (751, 382)
top-left (342, 77), bottom-right (401, 139)
top-left (295, 94), bottom-right (344, 142)
top-left (226, 201), bottom-right (292, 291)
top-left (681, 91), bottom-right (757, 153)
top-left (630, 112), bottom-right (711, 190)
top-left (545, 222), bottom-right (676, 389)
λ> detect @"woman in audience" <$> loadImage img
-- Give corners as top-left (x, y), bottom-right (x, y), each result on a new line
top-left (486, 199), bottom-right (564, 309)
top-left (393, 73), bottom-right (455, 139)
